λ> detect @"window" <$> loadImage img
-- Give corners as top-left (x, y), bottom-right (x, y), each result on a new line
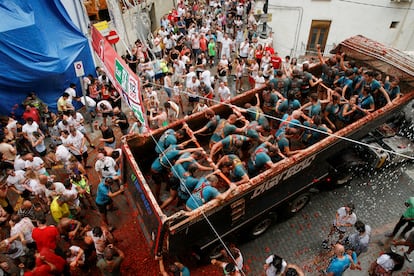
top-left (390, 21), bottom-right (399, 29)
top-left (306, 20), bottom-right (331, 54)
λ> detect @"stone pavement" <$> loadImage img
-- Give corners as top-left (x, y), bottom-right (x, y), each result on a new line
top-left (238, 163), bottom-right (414, 275)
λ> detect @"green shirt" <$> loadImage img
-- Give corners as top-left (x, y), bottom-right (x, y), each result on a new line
top-left (208, 41), bottom-right (216, 56)
top-left (403, 197), bottom-right (414, 219)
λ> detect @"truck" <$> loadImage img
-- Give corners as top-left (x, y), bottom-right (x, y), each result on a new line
top-left (121, 36), bottom-right (414, 260)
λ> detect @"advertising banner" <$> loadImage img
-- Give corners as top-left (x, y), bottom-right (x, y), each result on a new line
top-left (91, 26), bottom-right (146, 125)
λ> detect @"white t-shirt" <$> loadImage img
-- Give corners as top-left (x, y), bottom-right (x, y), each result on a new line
top-left (200, 70), bottom-right (212, 88)
top-left (28, 179), bottom-right (45, 196)
top-left (64, 87), bottom-right (77, 103)
top-left (80, 96), bottom-right (96, 108)
top-left (7, 170), bottom-right (26, 192)
top-left (335, 206), bottom-right (357, 232)
top-left (185, 71), bottom-right (197, 88)
top-left (25, 157), bottom-right (46, 175)
top-left (218, 86), bottom-right (231, 101)
top-left (55, 145), bottom-right (72, 164)
top-left (68, 131), bottom-right (87, 155)
top-left (95, 156), bottom-right (117, 178)
top-left (96, 100), bottom-right (113, 113)
top-left (254, 76), bottom-right (266, 89)
top-left (22, 122), bottom-right (40, 139)
top-left (14, 156), bottom-right (26, 171)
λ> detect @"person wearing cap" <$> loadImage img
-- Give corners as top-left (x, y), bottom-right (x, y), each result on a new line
top-left (95, 177), bottom-right (125, 226)
top-left (211, 258), bottom-right (241, 275)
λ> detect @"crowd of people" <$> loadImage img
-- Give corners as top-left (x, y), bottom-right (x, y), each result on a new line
top-left (0, 0), bottom-right (408, 275)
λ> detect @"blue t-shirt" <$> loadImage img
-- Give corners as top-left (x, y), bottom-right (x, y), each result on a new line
top-left (186, 179), bottom-right (220, 210)
top-left (307, 101), bottom-right (321, 117)
top-left (384, 81), bottom-right (400, 100)
top-left (277, 135), bottom-right (290, 155)
top-left (227, 154), bottom-right (247, 180)
top-left (210, 119), bottom-right (237, 143)
top-left (205, 115), bottom-right (221, 133)
top-left (325, 103), bottom-right (340, 122)
top-left (181, 267), bottom-right (190, 276)
top-left (248, 143), bottom-right (271, 173)
top-left (275, 114), bottom-right (301, 137)
top-left (326, 252), bottom-right (357, 276)
top-left (151, 149), bottom-right (180, 173)
top-left (95, 183), bottom-right (110, 205)
top-left (277, 99), bottom-right (301, 114)
top-left (155, 129), bottom-right (177, 154)
top-left (359, 94), bottom-right (374, 109)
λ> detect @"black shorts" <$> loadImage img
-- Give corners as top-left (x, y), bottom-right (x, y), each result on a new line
top-left (167, 177), bottom-right (180, 191)
top-left (73, 151), bottom-right (88, 162)
top-left (96, 199), bottom-right (112, 214)
top-left (189, 96), bottom-right (199, 103)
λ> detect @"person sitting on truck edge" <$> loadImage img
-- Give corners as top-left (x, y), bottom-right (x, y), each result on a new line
top-left (160, 150), bottom-right (212, 210)
top-left (155, 128), bottom-right (186, 154)
top-left (210, 134), bottom-right (251, 161)
top-left (384, 76), bottom-right (401, 102)
top-left (247, 142), bottom-right (285, 177)
top-left (192, 109), bottom-right (221, 136)
top-left (217, 154), bottom-right (250, 186)
top-left (185, 174), bottom-right (235, 211)
top-left (209, 114), bottom-right (249, 148)
top-left (363, 70), bottom-right (391, 109)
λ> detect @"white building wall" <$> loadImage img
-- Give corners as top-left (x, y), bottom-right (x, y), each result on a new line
top-left (257, 0), bottom-right (414, 58)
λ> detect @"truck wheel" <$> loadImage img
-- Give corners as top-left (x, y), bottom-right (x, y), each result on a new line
top-left (249, 217), bottom-right (273, 237)
top-left (288, 193), bottom-right (310, 214)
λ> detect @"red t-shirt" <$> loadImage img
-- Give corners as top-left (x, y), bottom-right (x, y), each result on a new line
top-left (22, 108), bottom-right (40, 124)
top-left (25, 249), bottom-right (66, 275)
top-left (32, 226), bottom-right (59, 251)
top-left (271, 54), bottom-right (282, 70)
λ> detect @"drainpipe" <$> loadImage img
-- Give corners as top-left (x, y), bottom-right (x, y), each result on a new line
top-left (268, 4), bottom-right (303, 57)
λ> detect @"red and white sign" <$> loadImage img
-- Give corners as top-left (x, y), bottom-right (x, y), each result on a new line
top-left (106, 30), bottom-right (120, 44)
top-left (73, 61), bottom-right (84, 77)
top-left (91, 26), bottom-right (147, 127)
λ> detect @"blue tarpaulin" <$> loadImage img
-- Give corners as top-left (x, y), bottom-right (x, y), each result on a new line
top-left (0, 0), bottom-right (95, 117)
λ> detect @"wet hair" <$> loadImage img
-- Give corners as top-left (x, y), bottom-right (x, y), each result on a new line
top-left (285, 268), bottom-right (299, 276)
top-left (92, 226), bottom-right (103, 237)
top-left (354, 220), bottom-right (365, 233)
top-left (224, 263), bottom-right (236, 273)
top-left (271, 254), bottom-right (284, 272)
top-left (346, 203), bottom-right (355, 213)
top-left (111, 150), bottom-right (120, 160)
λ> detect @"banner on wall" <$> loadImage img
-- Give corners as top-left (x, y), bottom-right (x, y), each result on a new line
top-left (91, 26), bottom-right (146, 126)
